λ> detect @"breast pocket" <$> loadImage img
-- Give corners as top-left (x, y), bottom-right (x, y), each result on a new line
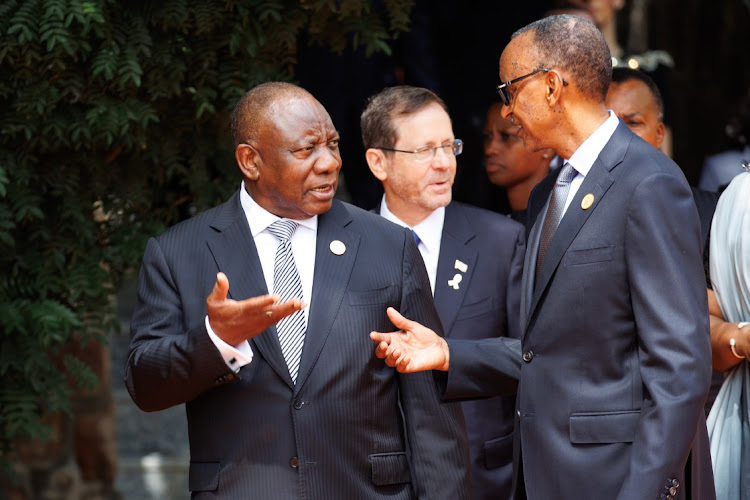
top-left (563, 245), bottom-right (614, 266)
top-left (455, 296), bottom-right (494, 321)
top-left (348, 284), bottom-right (398, 306)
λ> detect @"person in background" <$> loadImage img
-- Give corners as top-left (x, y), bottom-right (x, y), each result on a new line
top-left (704, 170), bottom-right (750, 500)
top-left (699, 87), bottom-right (750, 193)
top-left (483, 101), bottom-right (555, 225)
top-left (125, 82), bottom-right (471, 499)
top-left (564, 0), bottom-right (676, 157)
top-left (362, 85), bottom-right (525, 500)
top-left (371, 15), bottom-right (714, 499)
top-left (605, 67), bottom-right (718, 254)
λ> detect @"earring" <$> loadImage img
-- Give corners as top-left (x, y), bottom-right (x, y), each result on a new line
top-left (543, 153), bottom-right (549, 159)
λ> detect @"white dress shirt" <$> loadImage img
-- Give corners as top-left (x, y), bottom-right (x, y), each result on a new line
top-left (379, 196), bottom-right (444, 295)
top-left (562, 111), bottom-right (620, 215)
top-left (206, 182), bottom-right (317, 372)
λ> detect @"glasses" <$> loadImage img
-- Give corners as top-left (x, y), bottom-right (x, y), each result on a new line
top-left (377, 139), bottom-right (463, 162)
top-left (496, 68), bottom-right (551, 106)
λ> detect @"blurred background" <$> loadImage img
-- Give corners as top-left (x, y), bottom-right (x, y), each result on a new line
top-left (1, 1), bottom-right (749, 498)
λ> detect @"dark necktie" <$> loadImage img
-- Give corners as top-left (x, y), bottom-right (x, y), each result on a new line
top-left (535, 162), bottom-right (577, 284)
top-left (268, 219), bottom-right (306, 384)
top-left (412, 229), bottom-right (420, 246)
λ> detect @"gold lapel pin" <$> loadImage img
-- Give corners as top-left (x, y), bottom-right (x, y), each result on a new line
top-left (581, 193), bottom-right (595, 210)
top-left (329, 240), bottom-right (346, 255)
top-left (454, 259), bottom-right (468, 273)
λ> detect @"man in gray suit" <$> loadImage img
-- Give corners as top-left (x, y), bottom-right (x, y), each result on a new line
top-left (125, 82), bottom-right (471, 499)
top-left (361, 85), bottom-right (525, 499)
top-left (371, 15), bottom-right (714, 500)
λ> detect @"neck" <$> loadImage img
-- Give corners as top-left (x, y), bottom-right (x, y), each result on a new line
top-left (554, 104), bottom-right (611, 159)
top-left (383, 195), bottom-right (434, 227)
top-left (506, 168), bottom-right (550, 211)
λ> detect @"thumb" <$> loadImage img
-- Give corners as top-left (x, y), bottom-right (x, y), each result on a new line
top-left (208, 272), bottom-right (229, 302)
top-left (386, 307), bottom-right (415, 331)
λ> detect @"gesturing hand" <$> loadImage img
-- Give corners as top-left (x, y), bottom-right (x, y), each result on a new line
top-left (206, 272), bottom-right (305, 346)
top-left (369, 307), bottom-right (450, 372)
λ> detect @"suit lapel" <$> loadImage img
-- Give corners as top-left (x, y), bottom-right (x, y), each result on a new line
top-left (294, 201), bottom-right (359, 393)
top-left (205, 191), bottom-right (293, 386)
top-left (433, 204), bottom-right (478, 336)
top-left (526, 123), bottom-right (630, 330)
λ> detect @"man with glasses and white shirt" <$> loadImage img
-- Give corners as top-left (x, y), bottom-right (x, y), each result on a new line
top-left (370, 16), bottom-right (714, 500)
top-left (362, 85), bottom-right (525, 500)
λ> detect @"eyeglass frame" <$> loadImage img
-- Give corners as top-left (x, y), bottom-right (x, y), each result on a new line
top-left (496, 68), bottom-right (568, 107)
top-left (375, 138), bottom-right (463, 162)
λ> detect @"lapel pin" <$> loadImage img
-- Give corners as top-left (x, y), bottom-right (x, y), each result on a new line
top-left (454, 259), bottom-right (468, 273)
top-left (448, 273), bottom-right (463, 290)
top-left (581, 193), bottom-right (595, 210)
top-left (329, 240), bottom-right (346, 255)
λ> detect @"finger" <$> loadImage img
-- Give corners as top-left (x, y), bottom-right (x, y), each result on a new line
top-left (207, 272), bottom-right (229, 303)
top-left (369, 332), bottom-right (390, 344)
top-left (386, 307), bottom-right (417, 331)
top-left (270, 298), bottom-right (306, 320)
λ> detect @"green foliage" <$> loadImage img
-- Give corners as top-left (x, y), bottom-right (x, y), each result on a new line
top-left (0, 0), bottom-right (412, 462)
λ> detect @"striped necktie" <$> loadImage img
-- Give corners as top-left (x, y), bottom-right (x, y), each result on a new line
top-left (268, 219), bottom-right (306, 384)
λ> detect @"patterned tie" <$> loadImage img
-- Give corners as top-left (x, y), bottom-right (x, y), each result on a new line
top-left (535, 162), bottom-right (577, 285)
top-left (268, 219), bottom-right (306, 383)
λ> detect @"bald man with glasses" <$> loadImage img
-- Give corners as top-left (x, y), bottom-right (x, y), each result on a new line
top-left (371, 16), bottom-right (714, 500)
top-left (362, 85), bottom-right (525, 500)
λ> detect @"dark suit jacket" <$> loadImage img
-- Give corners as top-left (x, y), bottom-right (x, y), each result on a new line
top-left (444, 123), bottom-right (714, 499)
top-left (430, 202), bottom-right (524, 500)
top-left (125, 194), bottom-right (471, 499)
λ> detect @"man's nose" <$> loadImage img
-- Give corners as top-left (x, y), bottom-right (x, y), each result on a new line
top-left (316, 147), bottom-right (341, 173)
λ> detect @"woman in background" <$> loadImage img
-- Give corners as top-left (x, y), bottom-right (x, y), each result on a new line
top-left (706, 169), bottom-right (750, 499)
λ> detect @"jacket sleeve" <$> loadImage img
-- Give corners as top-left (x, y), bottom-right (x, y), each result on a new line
top-left (616, 172), bottom-right (711, 499)
top-left (124, 237), bottom-right (237, 412)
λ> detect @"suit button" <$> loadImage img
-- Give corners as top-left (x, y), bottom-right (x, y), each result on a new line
top-left (522, 350), bottom-right (534, 362)
top-left (289, 457), bottom-right (299, 468)
top-left (516, 410), bottom-right (521, 417)
top-left (669, 486), bottom-right (677, 496)
top-left (672, 479), bottom-right (679, 487)
top-left (293, 399), bottom-right (303, 410)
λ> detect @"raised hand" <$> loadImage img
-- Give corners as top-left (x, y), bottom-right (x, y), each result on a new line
top-left (206, 272), bottom-right (305, 346)
top-left (369, 307), bottom-right (450, 372)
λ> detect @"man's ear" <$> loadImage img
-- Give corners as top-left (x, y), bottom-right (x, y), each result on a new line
top-left (365, 148), bottom-right (389, 182)
top-left (545, 70), bottom-right (566, 108)
top-left (235, 143), bottom-right (259, 180)
top-left (655, 121), bottom-right (666, 150)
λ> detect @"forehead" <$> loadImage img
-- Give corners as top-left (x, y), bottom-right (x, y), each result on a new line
top-left (391, 103), bottom-right (452, 139)
top-left (499, 34), bottom-right (533, 80)
top-left (265, 95), bottom-right (336, 141)
top-left (607, 80), bottom-right (658, 112)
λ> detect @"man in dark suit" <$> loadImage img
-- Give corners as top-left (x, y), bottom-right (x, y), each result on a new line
top-left (125, 82), bottom-right (471, 499)
top-left (361, 85), bottom-right (525, 499)
top-left (371, 15), bottom-right (714, 499)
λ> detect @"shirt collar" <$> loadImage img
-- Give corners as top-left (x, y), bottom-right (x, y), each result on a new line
top-left (566, 111), bottom-right (619, 177)
top-left (378, 195), bottom-right (445, 253)
top-left (239, 181), bottom-right (318, 236)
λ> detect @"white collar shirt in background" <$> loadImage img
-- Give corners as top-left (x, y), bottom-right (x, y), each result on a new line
top-left (379, 195), bottom-right (444, 295)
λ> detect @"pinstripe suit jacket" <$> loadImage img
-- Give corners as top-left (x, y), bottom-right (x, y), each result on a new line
top-left (125, 192), bottom-right (471, 499)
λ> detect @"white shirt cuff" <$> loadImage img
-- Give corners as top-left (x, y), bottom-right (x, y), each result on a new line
top-left (205, 316), bottom-right (253, 373)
